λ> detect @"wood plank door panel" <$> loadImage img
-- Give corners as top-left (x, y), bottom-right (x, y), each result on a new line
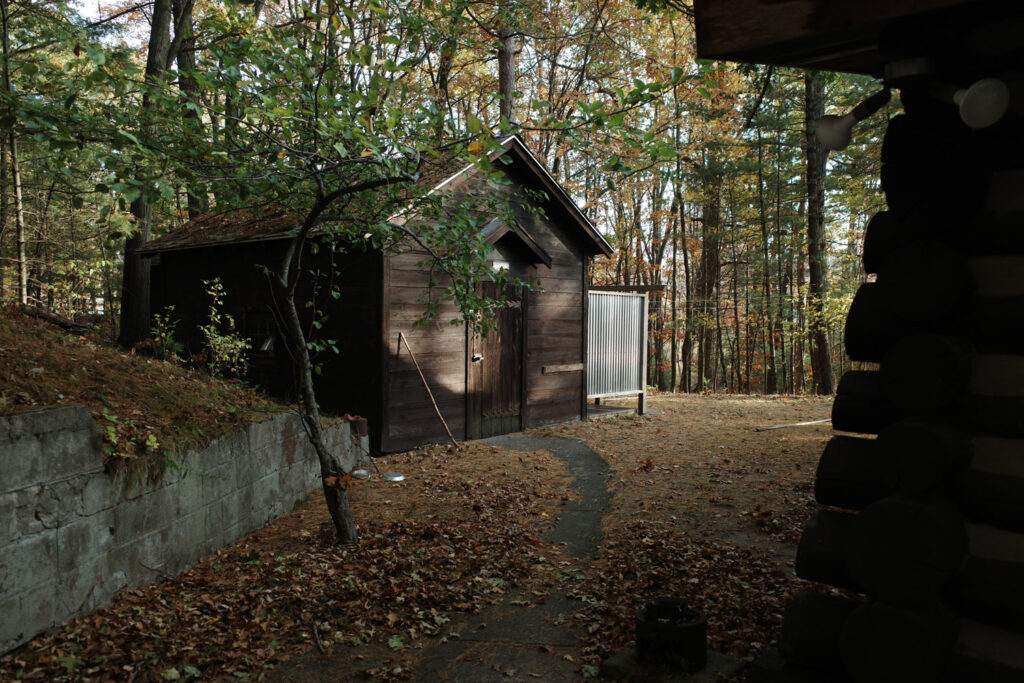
top-left (468, 283), bottom-right (524, 440)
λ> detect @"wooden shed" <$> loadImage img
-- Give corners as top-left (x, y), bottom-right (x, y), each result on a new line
top-left (142, 136), bottom-right (613, 454)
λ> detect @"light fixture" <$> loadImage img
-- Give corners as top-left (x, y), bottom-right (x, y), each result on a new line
top-left (817, 89), bottom-right (893, 151)
top-left (953, 78), bottom-right (1010, 129)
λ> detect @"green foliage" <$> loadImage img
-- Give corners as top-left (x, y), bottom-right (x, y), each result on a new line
top-left (198, 279), bottom-right (251, 379)
top-left (149, 307), bottom-right (184, 361)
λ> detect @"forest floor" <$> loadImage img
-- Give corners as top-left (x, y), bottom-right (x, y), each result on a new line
top-left (1, 390), bottom-right (834, 681)
top-left (0, 304), bottom-right (279, 475)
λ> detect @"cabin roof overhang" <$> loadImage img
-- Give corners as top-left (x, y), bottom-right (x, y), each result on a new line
top-left (693, 0), bottom-right (1015, 75)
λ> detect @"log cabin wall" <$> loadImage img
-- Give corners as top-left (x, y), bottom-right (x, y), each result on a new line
top-left (692, 1), bottom-right (1024, 681)
top-left (784, 90), bottom-right (1024, 681)
top-left (149, 241), bottom-right (383, 434)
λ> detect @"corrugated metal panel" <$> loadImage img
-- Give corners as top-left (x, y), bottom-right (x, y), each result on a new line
top-left (587, 291), bottom-right (645, 398)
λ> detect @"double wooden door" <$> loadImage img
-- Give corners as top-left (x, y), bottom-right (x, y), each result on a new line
top-left (467, 283), bottom-right (524, 440)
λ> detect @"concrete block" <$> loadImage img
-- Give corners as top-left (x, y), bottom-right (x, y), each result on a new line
top-left (59, 553), bottom-right (117, 619)
top-left (81, 474), bottom-right (118, 515)
top-left (173, 470), bottom-right (203, 515)
top-left (5, 405), bottom-right (91, 440)
top-left (0, 433), bottom-right (44, 494)
top-left (168, 508), bottom-right (207, 569)
top-left (117, 468), bottom-right (156, 502)
top-left (111, 492), bottom-right (163, 542)
top-left (40, 422), bottom-right (103, 481)
top-left (231, 448), bottom-right (256, 488)
top-left (14, 485), bottom-right (58, 535)
top-left (0, 528), bottom-right (57, 597)
top-left (135, 525), bottom-right (175, 574)
top-left (0, 492), bottom-right (17, 545)
top-left (56, 511), bottom-right (114, 573)
top-left (0, 578), bottom-right (56, 653)
top-left (252, 473), bottom-right (281, 520)
top-left (199, 463), bottom-right (233, 503)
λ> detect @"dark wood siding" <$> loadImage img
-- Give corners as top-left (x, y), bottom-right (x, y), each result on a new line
top-left (381, 247), bottom-right (467, 453)
top-left (150, 240), bottom-right (383, 436)
top-left (508, 182), bottom-right (586, 429)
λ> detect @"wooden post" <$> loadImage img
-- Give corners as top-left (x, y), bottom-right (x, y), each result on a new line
top-left (638, 292), bottom-right (648, 415)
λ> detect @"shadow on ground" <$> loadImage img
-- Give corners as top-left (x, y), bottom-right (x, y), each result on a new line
top-left (268, 435), bottom-right (610, 682)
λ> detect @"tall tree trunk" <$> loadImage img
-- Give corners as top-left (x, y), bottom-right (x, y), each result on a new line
top-left (757, 132), bottom-right (777, 393)
top-left (774, 143), bottom-right (788, 394)
top-left (670, 192), bottom-right (679, 392)
top-left (497, 23), bottom-right (516, 131)
top-left (174, 0), bottom-right (207, 220)
top-left (1, 0), bottom-right (25, 305)
top-left (804, 72), bottom-right (836, 394)
top-left (679, 193), bottom-right (693, 392)
top-left (0, 136), bottom-right (6, 300)
top-left (119, 0), bottom-right (174, 346)
top-left (693, 172), bottom-right (721, 391)
top-left (795, 200), bottom-right (807, 393)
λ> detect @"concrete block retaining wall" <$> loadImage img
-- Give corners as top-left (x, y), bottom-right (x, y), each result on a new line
top-left (0, 405), bottom-right (368, 654)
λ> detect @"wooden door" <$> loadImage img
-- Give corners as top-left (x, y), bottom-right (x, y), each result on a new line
top-left (467, 283), bottom-right (524, 440)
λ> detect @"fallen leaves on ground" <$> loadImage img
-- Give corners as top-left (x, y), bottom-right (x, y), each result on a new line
top-left (567, 520), bottom-right (795, 665)
top-left (2, 394), bottom-right (833, 680)
top-left (0, 305), bottom-right (277, 474)
top-left (538, 394), bottom-right (832, 673)
top-left (0, 444), bottom-right (571, 682)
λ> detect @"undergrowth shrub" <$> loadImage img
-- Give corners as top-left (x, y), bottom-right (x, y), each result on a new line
top-left (199, 278), bottom-right (251, 378)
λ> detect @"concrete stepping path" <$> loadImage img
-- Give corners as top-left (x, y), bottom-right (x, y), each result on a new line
top-left (414, 435), bottom-right (610, 682)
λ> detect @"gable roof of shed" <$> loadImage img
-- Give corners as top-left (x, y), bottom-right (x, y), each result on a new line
top-left (142, 136), bottom-right (613, 257)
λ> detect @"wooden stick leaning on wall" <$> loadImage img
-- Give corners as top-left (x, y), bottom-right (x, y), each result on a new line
top-left (398, 331), bottom-right (460, 450)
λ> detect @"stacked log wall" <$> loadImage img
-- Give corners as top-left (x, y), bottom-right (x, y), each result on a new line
top-left (771, 72), bottom-right (1024, 682)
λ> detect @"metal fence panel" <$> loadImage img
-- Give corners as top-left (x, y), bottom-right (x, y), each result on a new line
top-left (587, 291), bottom-right (645, 398)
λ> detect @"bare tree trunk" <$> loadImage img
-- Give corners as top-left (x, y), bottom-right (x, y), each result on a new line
top-left (679, 193), bottom-right (693, 392)
top-left (1, 0), bottom-right (25, 305)
top-left (275, 276), bottom-right (358, 544)
top-left (757, 132), bottom-right (777, 393)
top-left (795, 200), bottom-right (807, 393)
top-left (693, 173), bottom-right (721, 391)
top-left (804, 72), bottom-right (835, 395)
top-left (497, 23), bottom-right (516, 131)
top-left (119, 0), bottom-right (196, 344)
top-left (670, 193), bottom-right (679, 392)
top-left (174, 0), bottom-right (207, 220)
top-left (119, 0), bottom-right (173, 346)
top-left (0, 136), bottom-right (6, 300)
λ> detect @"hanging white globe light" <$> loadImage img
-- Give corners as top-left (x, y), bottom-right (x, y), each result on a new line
top-left (954, 77), bottom-right (1010, 129)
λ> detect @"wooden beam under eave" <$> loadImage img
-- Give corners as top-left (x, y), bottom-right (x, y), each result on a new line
top-left (693, 0), bottom-right (974, 74)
